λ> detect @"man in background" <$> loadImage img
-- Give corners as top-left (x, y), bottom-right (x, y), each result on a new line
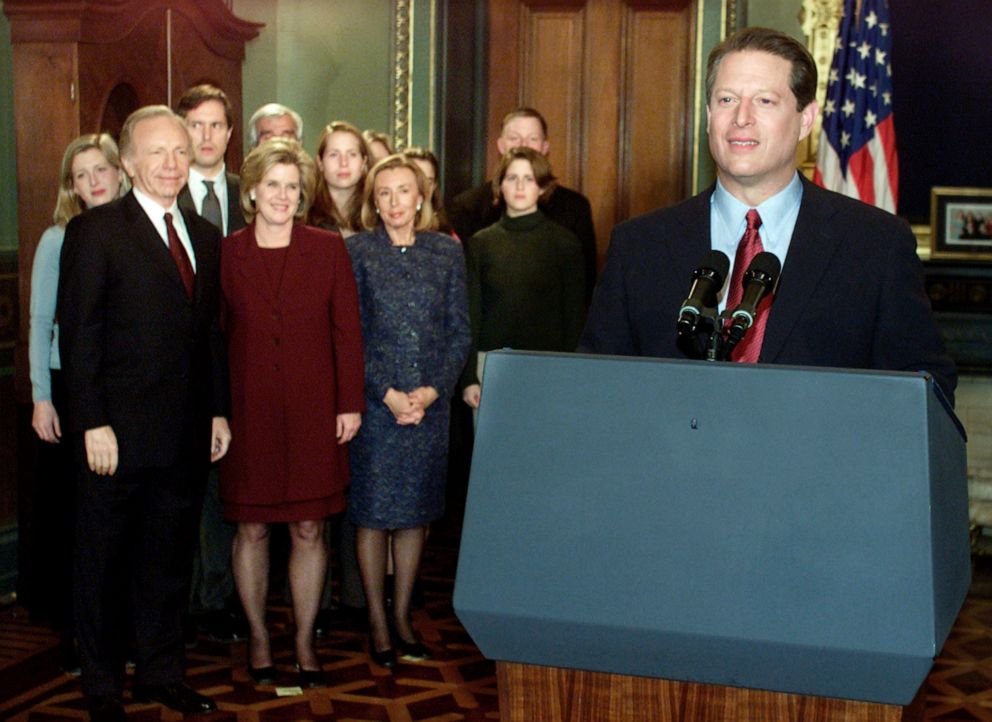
top-left (175, 83), bottom-right (247, 646)
top-left (247, 102), bottom-right (303, 147)
top-left (177, 84), bottom-right (247, 237)
top-left (449, 107), bottom-right (597, 301)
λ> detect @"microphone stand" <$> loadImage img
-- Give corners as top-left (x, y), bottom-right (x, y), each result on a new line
top-left (678, 307), bottom-right (724, 362)
top-left (702, 313), bottom-right (723, 362)
top-left (714, 309), bottom-right (738, 361)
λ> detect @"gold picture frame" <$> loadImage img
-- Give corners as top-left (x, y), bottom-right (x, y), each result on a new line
top-left (930, 187), bottom-right (992, 261)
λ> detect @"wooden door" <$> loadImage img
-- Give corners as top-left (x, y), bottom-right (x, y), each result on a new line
top-left (487, 0), bottom-right (695, 268)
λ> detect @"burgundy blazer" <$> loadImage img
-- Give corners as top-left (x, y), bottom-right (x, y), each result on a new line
top-left (219, 223), bottom-right (365, 511)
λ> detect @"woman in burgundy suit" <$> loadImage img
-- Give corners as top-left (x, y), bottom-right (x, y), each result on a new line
top-left (220, 138), bottom-right (365, 687)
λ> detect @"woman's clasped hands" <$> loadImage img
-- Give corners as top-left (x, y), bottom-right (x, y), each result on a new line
top-left (383, 386), bottom-right (439, 425)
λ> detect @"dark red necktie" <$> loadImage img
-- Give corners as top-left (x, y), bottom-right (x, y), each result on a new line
top-left (164, 212), bottom-right (194, 299)
top-left (726, 209), bottom-right (771, 363)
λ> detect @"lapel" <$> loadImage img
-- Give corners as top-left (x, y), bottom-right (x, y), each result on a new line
top-left (226, 172), bottom-right (246, 233)
top-left (671, 188), bottom-right (715, 272)
top-left (760, 179), bottom-right (843, 362)
top-left (177, 185), bottom-right (196, 216)
top-left (182, 205), bottom-right (214, 305)
top-left (236, 223), bottom-right (314, 307)
top-left (122, 191), bottom-right (191, 301)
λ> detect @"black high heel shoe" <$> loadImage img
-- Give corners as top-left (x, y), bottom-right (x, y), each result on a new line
top-left (247, 664), bottom-right (277, 685)
top-left (396, 634), bottom-right (431, 661)
top-left (368, 634), bottom-right (396, 668)
top-left (296, 663), bottom-right (328, 688)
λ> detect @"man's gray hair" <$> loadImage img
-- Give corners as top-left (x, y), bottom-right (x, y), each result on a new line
top-left (119, 105), bottom-right (190, 159)
top-left (248, 103), bottom-right (303, 146)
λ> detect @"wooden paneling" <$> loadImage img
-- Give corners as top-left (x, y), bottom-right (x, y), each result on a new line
top-left (11, 43), bottom-right (79, 317)
top-left (622, 1), bottom-right (692, 218)
top-left (582, 0), bottom-right (622, 245)
top-left (77, 10), bottom-right (167, 134)
top-left (169, 8), bottom-right (249, 171)
top-left (520, 5), bottom-right (585, 186)
top-left (486, 0), bottom-right (694, 270)
top-left (497, 662), bottom-right (926, 722)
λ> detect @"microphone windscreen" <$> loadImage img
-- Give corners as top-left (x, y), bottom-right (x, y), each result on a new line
top-left (700, 250), bottom-right (731, 286)
top-left (747, 251), bottom-right (781, 282)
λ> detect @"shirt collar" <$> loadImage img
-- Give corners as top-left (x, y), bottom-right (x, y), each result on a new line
top-left (189, 165), bottom-right (226, 186)
top-left (712, 172), bottom-right (803, 255)
top-left (132, 186), bottom-right (180, 220)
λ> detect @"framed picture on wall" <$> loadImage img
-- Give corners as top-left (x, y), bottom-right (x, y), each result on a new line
top-left (930, 187), bottom-right (992, 261)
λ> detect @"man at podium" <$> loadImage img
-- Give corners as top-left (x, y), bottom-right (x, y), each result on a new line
top-left (579, 27), bottom-right (956, 403)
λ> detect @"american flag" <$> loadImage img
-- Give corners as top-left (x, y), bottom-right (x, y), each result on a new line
top-left (813, 0), bottom-right (898, 212)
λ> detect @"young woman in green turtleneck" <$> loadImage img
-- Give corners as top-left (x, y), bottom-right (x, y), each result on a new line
top-left (461, 147), bottom-right (586, 408)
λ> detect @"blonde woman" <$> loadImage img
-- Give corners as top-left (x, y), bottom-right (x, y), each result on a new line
top-left (28, 133), bottom-right (127, 672)
top-left (346, 155), bottom-right (470, 668)
top-left (220, 139), bottom-right (365, 687)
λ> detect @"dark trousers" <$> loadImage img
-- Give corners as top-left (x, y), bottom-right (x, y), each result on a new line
top-left (74, 455), bottom-right (206, 696)
top-left (189, 466), bottom-right (236, 613)
top-left (25, 371), bottom-right (76, 630)
top-left (320, 509), bottom-right (365, 610)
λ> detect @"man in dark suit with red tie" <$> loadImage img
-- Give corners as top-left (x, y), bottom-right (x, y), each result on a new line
top-left (579, 27), bottom-right (956, 403)
top-left (58, 106), bottom-right (232, 722)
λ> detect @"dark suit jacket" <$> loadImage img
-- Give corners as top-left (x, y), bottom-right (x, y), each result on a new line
top-left (58, 191), bottom-right (229, 475)
top-left (579, 177), bottom-right (957, 402)
top-left (449, 179), bottom-right (597, 302)
top-left (178, 170), bottom-right (246, 235)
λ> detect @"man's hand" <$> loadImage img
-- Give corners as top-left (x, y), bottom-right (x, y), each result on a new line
top-left (462, 384), bottom-right (481, 409)
top-left (336, 412), bottom-right (362, 444)
top-left (85, 425), bottom-right (119, 475)
top-left (33, 400), bottom-right (62, 443)
top-left (211, 417), bottom-right (232, 462)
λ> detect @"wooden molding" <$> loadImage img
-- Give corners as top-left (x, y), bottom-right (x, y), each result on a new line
top-left (3, 0), bottom-right (261, 59)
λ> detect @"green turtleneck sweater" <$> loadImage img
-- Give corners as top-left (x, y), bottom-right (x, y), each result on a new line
top-left (461, 210), bottom-right (586, 387)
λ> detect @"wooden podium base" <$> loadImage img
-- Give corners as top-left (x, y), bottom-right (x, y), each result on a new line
top-left (497, 662), bottom-right (925, 722)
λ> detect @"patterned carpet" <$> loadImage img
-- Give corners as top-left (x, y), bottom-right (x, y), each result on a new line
top-left (5, 532), bottom-right (992, 721)
top-left (0, 505), bottom-right (500, 722)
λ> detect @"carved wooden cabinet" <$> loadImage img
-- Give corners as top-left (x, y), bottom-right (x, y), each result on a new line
top-left (3, 0), bottom-right (260, 399)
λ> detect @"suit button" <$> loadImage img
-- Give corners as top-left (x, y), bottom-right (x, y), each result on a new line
top-left (273, 337), bottom-right (280, 346)
top-left (273, 364), bottom-right (280, 372)
top-left (271, 311), bottom-right (281, 321)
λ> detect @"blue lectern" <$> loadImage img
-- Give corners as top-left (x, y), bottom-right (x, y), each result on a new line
top-left (454, 351), bottom-right (969, 721)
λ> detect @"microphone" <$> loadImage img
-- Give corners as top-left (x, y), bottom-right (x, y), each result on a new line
top-left (726, 251), bottom-right (781, 347)
top-left (677, 250), bottom-right (730, 335)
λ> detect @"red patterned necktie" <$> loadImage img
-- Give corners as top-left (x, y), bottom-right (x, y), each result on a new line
top-left (725, 209), bottom-right (772, 363)
top-left (164, 212), bottom-right (195, 299)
